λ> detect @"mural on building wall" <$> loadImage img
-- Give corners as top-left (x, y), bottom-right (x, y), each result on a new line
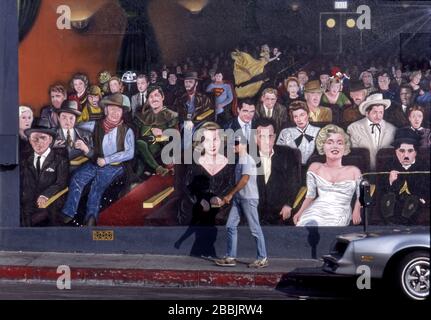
top-left (18, 0), bottom-right (430, 227)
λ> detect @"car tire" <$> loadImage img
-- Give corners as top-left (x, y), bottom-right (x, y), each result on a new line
top-left (394, 250), bottom-right (429, 300)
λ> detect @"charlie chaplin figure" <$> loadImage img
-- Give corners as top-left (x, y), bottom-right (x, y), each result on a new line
top-left (380, 129), bottom-right (429, 225)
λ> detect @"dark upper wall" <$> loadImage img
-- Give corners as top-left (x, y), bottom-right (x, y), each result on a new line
top-left (19, 0), bottom-right (127, 114)
top-left (19, 0), bottom-right (430, 111)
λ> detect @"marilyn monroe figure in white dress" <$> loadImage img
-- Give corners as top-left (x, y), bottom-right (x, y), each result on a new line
top-left (293, 124), bottom-right (362, 227)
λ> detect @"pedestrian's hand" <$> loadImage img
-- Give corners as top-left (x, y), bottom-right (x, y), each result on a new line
top-left (223, 194), bottom-right (233, 205)
top-left (210, 196), bottom-right (224, 208)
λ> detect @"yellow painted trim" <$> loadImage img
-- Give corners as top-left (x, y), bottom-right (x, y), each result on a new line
top-left (143, 187), bottom-right (175, 208)
top-left (41, 188), bottom-right (69, 209)
top-left (196, 109), bottom-right (214, 121)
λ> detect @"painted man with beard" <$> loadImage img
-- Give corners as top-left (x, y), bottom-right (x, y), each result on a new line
top-left (343, 80), bottom-right (368, 125)
top-left (173, 71), bottom-right (213, 149)
top-left (173, 71), bottom-right (213, 127)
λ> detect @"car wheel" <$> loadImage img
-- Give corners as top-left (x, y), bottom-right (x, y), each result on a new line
top-left (396, 250), bottom-right (429, 300)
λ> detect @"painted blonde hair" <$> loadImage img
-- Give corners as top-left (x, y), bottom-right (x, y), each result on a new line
top-left (19, 105), bottom-right (34, 119)
top-left (315, 124), bottom-right (351, 156)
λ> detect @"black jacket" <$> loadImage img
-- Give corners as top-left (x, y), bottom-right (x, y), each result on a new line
top-left (21, 149), bottom-right (69, 225)
top-left (256, 145), bottom-right (301, 224)
top-left (381, 159), bottom-right (429, 201)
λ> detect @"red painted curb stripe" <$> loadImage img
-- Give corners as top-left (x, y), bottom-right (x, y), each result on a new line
top-left (0, 266), bottom-right (282, 287)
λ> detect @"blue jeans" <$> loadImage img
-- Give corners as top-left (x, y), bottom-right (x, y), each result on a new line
top-left (226, 198), bottom-right (267, 259)
top-left (62, 162), bottom-right (124, 221)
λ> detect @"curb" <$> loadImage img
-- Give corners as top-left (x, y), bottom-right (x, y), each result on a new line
top-left (0, 265), bottom-right (283, 288)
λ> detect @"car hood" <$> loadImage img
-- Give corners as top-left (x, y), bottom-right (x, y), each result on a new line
top-left (336, 227), bottom-right (430, 242)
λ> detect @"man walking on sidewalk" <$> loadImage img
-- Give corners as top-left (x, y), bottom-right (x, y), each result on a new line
top-left (215, 138), bottom-right (268, 268)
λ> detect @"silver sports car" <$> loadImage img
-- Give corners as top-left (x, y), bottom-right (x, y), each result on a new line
top-left (322, 228), bottom-right (430, 300)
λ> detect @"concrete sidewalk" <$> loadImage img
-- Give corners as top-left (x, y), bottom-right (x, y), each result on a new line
top-left (0, 251), bottom-right (322, 288)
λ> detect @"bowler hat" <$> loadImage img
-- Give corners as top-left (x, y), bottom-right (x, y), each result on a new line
top-left (392, 128), bottom-right (420, 148)
top-left (349, 80), bottom-right (367, 92)
top-left (24, 117), bottom-right (56, 138)
top-left (55, 100), bottom-right (81, 116)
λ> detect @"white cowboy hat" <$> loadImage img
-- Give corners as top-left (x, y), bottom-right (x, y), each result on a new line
top-left (358, 93), bottom-right (391, 115)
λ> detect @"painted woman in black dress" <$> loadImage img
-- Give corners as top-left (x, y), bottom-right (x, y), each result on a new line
top-left (175, 122), bottom-right (235, 257)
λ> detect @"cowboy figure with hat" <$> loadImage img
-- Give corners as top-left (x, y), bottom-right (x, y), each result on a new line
top-left (61, 93), bottom-right (135, 226)
top-left (52, 100), bottom-right (93, 171)
top-left (347, 93), bottom-right (397, 170)
top-left (379, 129), bottom-right (429, 225)
top-left (20, 118), bottom-right (69, 227)
top-left (173, 71), bottom-right (213, 129)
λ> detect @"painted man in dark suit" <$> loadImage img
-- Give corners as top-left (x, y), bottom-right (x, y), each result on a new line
top-left (225, 98), bottom-right (256, 144)
top-left (254, 118), bottom-right (301, 225)
top-left (20, 119), bottom-right (69, 227)
top-left (53, 100), bottom-right (93, 172)
top-left (130, 74), bottom-right (149, 118)
top-left (255, 87), bottom-right (288, 135)
top-left (380, 129), bottom-right (429, 225)
top-left (385, 85), bottom-right (413, 128)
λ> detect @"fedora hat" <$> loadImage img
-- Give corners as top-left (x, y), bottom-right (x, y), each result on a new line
top-left (99, 93), bottom-right (131, 112)
top-left (24, 117), bottom-right (56, 138)
top-left (304, 80), bottom-right (323, 93)
top-left (181, 71), bottom-right (201, 80)
top-left (358, 93), bottom-right (391, 115)
top-left (55, 100), bottom-right (81, 116)
top-left (349, 80), bottom-right (367, 92)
